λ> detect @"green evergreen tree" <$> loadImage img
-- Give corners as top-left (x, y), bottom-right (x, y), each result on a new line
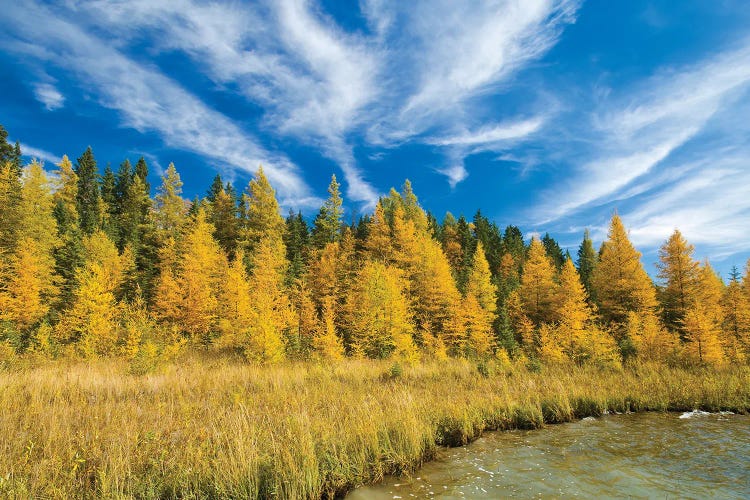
top-left (75, 147), bottom-right (101, 234)
top-left (542, 232), bottom-right (565, 269)
top-left (576, 229), bottom-right (597, 299)
top-left (311, 174), bottom-right (343, 249)
top-left (284, 210), bottom-right (309, 284)
top-left (134, 156), bottom-right (150, 194)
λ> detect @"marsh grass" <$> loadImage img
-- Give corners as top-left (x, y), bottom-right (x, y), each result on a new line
top-left (1, 355), bottom-right (748, 498)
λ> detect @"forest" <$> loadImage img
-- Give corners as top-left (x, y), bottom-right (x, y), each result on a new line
top-left (2, 124), bottom-right (750, 497)
top-left (0, 124), bottom-right (748, 368)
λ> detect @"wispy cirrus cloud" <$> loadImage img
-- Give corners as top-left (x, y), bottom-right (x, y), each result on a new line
top-left (19, 143), bottom-right (61, 165)
top-left (32, 83), bottom-right (65, 111)
top-left (67, 0), bottom-right (577, 201)
top-left (533, 40), bottom-right (750, 226)
top-left (0, 0), bottom-right (318, 208)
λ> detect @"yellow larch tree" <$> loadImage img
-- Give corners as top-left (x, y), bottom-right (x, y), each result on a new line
top-left (240, 166), bottom-right (285, 258)
top-left (53, 155), bottom-right (78, 226)
top-left (346, 261), bottom-right (418, 361)
top-left (410, 237), bottom-right (463, 355)
top-left (519, 237), bottom-right (557, 325)
top-left (625, 311), bottom-right (678, 363)
top-left (555, 258), bottom-right (619, 366)
top-left (175, 209), bottom-right (227, 341)
top-left (56, 231), bottom-right (127, 357)
top-left (506, 289), bottom-right (535, 352)
top-left (461, 242), bottom-right (497, 358)
top-left (656, 229), bottom-right (700, 335)
top-left (151, 237), bottom-right (182, 325)
top-left (154, 163), bottom-right (187, 236)
top-left (591, 214), bottom-right (657, 324)
top-left (682, 303), bottom-right (725, 366)
top-left (216, 249), bottom-right (254, 349)
top-left (1, 239), bottom-right (57, 331)
top-left (721, 270), bottom-right (750, 363)
top-left (313, 295), bottom-right (345, 360)
top-left (244, 236), bottom-right (294, 363)
top-left (365, 201), bottom-right (394, 264)
top-left (19, 160), bottom-right (59, 261)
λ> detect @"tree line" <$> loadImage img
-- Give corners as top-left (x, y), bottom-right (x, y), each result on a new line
top-left (0, 124), bottom-right (748, 366)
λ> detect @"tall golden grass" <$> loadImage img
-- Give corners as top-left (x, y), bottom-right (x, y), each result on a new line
top-left (1, 355), bottom-right (748, 498)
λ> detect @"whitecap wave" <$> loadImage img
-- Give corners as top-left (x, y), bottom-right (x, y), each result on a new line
top-left (679, 410), bottom-right (711, 419)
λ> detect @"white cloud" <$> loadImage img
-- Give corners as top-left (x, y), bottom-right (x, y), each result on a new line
top-left (0, 0), bottom-right (314, 205)
top-left (430, 117), bottom-right (545, 147)
top-left (19, 143), bottom-right (61, 165)
top-left (534, 40), bottom-right (750, 224)
top-left (33, 83), bottom-right (64, 110)
top-left (69, 0), bottom-right (577, 196)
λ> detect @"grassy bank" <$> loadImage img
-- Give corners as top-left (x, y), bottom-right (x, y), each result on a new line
top-left (1, 357), bottom-right (748, 498)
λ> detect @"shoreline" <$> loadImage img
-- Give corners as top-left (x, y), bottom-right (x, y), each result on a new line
top-left (1, 357), bottom-right (748, 498)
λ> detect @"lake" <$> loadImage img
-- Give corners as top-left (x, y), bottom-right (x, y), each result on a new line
top-left (349, 411), bottom-right (750, 499)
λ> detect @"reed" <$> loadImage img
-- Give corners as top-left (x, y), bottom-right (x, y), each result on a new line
top-left (1, 355), bottom-right (748, 498)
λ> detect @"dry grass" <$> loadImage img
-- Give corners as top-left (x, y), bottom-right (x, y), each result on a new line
top-left (1, 355), bottom-right (748, 498)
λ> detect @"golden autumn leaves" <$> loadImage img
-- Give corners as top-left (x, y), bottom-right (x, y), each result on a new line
top-left (1, 155), bottom-right (749, 367)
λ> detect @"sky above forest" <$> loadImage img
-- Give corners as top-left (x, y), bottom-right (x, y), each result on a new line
top-left (1, 0), bottom-right (749, 276)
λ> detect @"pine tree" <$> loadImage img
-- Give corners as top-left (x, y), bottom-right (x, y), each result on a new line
top-left (591, 214), bottom-right (657, 324)
top-left (656, 229), bottom-right (700, 336)
top-left (100, 164), bottom-right (118, 240)
top-left (440, 212), bottom-right (463, 274)
top-left (542, 233), bottom-right (565, 270)
top-left (75, 147), bottom-right (102, 234)
top-left (576, 229), bottom-right (597, 299)
top-left (284, 211), bottom-right (309, 284)
top-left (52, 156), bottom-right (83, 305)
top-left (519, 237), bottom-right (557, 325)
top-left (311, 174), bottom-right (344, 249)
top-left (134, 156), bottom-right (150, 194)
top-left (625, 311), bottom-right (678, 363)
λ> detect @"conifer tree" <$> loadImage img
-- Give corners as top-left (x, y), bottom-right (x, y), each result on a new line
top-left (75, 147), bottom-right (102, 234)
top-left (656, 229), bottom-right (700, 335)
top-left (683, 303), bottom-right (725, 366)
top-left (134, 156), bottom-right (150, 193)
top-left (347, 261), bottom-right (416, 359)
top-left (244, 237), bottom-right (293, 363)
top-left (311, 174), bottom-right (344, 249)
top-left (52, 156), bottom-right (84, 305)
top-left (1, 239), bottom-right (57, 332)
top-left (210, 186), bottom-right (240, 258)
top-left (576, 229), bottom-right (597, 299)
top-left (0, 161), bottom-right (22, 256)
top-left (542, 233), bottom-right (565, 270)
top-left (591, 214), bottom-right (657, 324)
top-left (154, 163), bottom-right (187, 235)
top-left (555, 258), bottom-right (619, 365)
top-left (721, 268), bottom-right (750, 362)
top-left (284, 211), bottom-right (309, 284)
top-left (175, 209), bottom-right (227, 340)
top-left (625, 311), bottom-right (677, 362)
top-left (291, 278), bottom-right (318, 359)
top-left (100, 164), bottom-right (118, 239)
top-left (441, 212), bottom-right (463, 273)
top-left (313, 296), bottom-right (345, 360)
top-left (365, 201), bottom-right (393, 264)
top-left (19, 160), bottom-right (58, 261)
top-left (152, 237), bottom-right (182, 325)
top-left (216, 250), bottom-right (254, 349)
top-left (519, 237), bottom-right (557, 325)
top-left (240, 166), bottom-right (284, 260)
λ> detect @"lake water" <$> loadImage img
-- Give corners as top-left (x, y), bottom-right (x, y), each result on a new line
top-left (349, 411), bottom-right (750, 499)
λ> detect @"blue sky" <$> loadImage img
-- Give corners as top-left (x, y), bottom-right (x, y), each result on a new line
top-left (2, 0), bottom-right (750, 276)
